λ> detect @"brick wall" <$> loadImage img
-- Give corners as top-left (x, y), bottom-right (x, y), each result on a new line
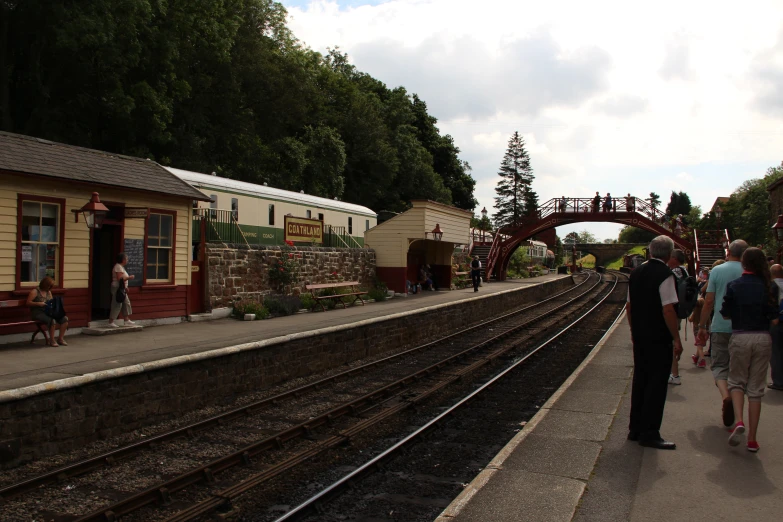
top-left (0, 276), bottom-right (574, 468)
top-left (207, 244), bottom-right (376, 309)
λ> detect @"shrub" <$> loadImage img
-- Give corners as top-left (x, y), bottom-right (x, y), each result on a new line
top-left (264, 295), bottom-right (303, 316)
top-left (368, 287), bottom-right (387, 302)
top-left (299, 293), bottom-right (316, 311)
top-left (268, 248), bottom-right (299, 289)
top-left (232, 301), bottom-right (269, 320)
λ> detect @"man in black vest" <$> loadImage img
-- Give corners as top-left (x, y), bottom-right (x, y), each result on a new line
top-left (626, 235), bottom-right (683, 449)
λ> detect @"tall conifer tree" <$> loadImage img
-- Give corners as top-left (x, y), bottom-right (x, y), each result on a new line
top-left (493, 131), bottom-right (537, 227)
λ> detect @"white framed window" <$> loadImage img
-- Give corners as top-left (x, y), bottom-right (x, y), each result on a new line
top-left (269, 204), bottom-right (275, 226)
top-left (348, 217), bottom-right (353, 234)
top-left (306, 210), bottom-right (312, 219)
top-left (231, 198), bottom-right (239, 221)
top-left (20, 199), bottom-right (61, 286)
top-left (147, 212), bottom-right (174, 282)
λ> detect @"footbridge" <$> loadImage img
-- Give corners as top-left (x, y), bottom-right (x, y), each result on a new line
top-left (572, 243), bottom-right (647, 268)
top-left (485, 196), bottom-right (697, 280)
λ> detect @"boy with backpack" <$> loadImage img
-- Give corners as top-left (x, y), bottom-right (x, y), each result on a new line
top-left (667, 249), bottom-right (699, 385)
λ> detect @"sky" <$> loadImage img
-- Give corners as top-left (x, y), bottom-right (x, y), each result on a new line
top-left (281, 0), bottom-right (783, 241)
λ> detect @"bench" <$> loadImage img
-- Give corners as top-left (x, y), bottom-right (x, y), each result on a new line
top-left (305, 282), bottom-right (367, 312)
top-left (0, 299), bottom-right (50, 344)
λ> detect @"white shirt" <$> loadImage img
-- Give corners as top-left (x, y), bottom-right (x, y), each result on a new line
top-left (775, 279), bottom-right (783, 305)
top-left (114, 263), bottom-right (128, 278)
top-left (627, 259), bottom-right (678, 306)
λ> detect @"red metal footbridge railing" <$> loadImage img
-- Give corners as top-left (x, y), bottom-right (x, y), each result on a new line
top-left (484, 196), bottom-right (696, 280)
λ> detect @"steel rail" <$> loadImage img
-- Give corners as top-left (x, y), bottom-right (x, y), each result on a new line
top-left (272, 272), bottom-right (627, 522)
top-left (158, 272), bottom-right (610, 522)
top-left (0, 274), bottom-right (590, 502)
top-left (69, 273), bottom-right (605, 522)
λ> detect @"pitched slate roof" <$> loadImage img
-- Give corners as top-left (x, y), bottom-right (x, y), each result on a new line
top-left (0, 131), bottom-right (208, 201)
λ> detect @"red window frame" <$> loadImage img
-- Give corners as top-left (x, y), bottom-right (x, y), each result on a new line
top-left (143, 208), bottom-right (177, 286)
top-left (16, 193), bottom-right (66, 291)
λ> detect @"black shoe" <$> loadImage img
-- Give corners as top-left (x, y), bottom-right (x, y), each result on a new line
top-left (639, 438), bottom-right (676, 450)
top-left (627, 431), bottom-right (639, 441)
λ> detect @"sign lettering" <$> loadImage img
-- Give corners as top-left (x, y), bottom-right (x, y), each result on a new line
top-left (284, 216), bottom-right (323, 243)
top-left (124, 207), bottom-right (150, 219)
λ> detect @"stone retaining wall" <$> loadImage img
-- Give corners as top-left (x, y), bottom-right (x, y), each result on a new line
top-left (0, 276), bottom-right (574, 468)
top-left (207, 244), bottom-right (376, 309)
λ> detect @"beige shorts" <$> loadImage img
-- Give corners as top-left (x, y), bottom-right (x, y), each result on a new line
top-left (728, 332), bottom-right (772, 401)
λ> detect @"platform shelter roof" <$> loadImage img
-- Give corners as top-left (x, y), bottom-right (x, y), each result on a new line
top-left (365, 200), bottom-right (472, 267)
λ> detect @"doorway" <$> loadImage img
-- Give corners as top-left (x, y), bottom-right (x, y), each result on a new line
top-left (91, 224), bottom-right (123, 320)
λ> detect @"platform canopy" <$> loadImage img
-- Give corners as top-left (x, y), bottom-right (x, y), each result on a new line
top-left (364, 200), bottom-right (472, 293)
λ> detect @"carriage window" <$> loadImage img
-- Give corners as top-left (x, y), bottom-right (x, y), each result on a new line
top-left (209, 195), bottom-right (217, 219)
top-left (366, 220), bottom-right (370, 231)
top-left (348, 217), bottom-right (353, 234)
top-left (268, 204), bottom-right (275, 226)
top-left (231, 198), bottom-right (238, 221)
top-left (318, 213), bottom-right (324, 221)
top-left (20, 200), bottom-right (61, 285)
top-left (306, 210), bottom-right (311, 219)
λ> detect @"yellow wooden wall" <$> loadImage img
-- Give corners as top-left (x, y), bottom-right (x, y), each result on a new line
top-left (0, 173), bottom-right (192, 292)
top-left (364, 202), bottom-right (472, 268)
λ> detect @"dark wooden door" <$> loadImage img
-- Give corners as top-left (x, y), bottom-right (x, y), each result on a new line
top-left (188, 261), bottom-right (205, 315)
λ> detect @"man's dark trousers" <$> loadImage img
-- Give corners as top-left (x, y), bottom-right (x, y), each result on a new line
top-left (630, 341), bottom-right (673, 440)
top-left (471, 270), bottom-right (481, 291)
top-left (771, 322), bottom-right (783, 387)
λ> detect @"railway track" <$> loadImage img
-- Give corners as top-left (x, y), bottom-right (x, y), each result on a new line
top-left (0, 271), bottom-right (613, 522)
top-left (267, 270), bottom-right (628, 522)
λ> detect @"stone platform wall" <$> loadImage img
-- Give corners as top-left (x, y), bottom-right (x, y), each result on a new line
top-left (0, 277), bottom-right (574, 468)
top-left (207, 244), bottom-right (376, 309)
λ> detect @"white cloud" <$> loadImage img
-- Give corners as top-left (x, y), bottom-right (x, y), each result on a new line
top-left (284, 0), bottom-right (783, 240)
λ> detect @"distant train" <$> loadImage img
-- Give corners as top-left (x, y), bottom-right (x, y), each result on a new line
top-left (168, 167), bottom-right (377, 247)
top-left (523, 240), bottom-right (555, 268)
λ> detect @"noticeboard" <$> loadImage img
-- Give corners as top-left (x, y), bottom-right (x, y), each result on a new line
top-left (284, 216), bottom-right (323, 243)
top-left (123, 238), bottom-right (144, 287)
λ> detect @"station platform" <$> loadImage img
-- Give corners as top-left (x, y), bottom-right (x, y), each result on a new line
top-left (437, 315), bottom-right (783, 522)
top-left (0, 275), bottom-right (566, 393)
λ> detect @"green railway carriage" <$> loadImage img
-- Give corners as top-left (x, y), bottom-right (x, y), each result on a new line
top-left (167, 167), bottom-right (377, 247)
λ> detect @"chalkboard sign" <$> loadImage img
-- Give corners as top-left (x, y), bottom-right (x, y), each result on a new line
top-left (123, 238), bottom-right (144, 287)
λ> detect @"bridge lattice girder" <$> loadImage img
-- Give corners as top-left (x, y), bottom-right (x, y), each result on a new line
top-left (485, 197), bottom-right (694, 280)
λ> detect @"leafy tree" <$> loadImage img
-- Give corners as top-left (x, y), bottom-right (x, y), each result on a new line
top-left (665, 191), bottom-right (693, 217)
top-left (470, 215), bottom-right (492, 231)
top-left (722, 164), bottom-right (783, 251)
top-left (563, 231), bottom-right (581, 244)
top-left (618, 225), bottom-right (655, 243)
top-left (1, 0), bottom-right (475, 217)
top-left (554, 236), bottom-right (564, 266)
top-left (507, 246), bottom-right (531, 278)
top-left (647, 192), bottom-right (661, 209)
top-left (578, 229), bottom-right (598, 243)
top-left (686, 205), bottom-right (703, 228)
top-left (494, 131), bottom-right (535, 227)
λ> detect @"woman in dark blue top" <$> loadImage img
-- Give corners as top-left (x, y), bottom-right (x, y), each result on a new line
top-left (719, 247), bottom-right (779, 452)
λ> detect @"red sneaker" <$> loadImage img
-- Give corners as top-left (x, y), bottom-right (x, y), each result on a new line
top-left (697, 358), bottom-right (707, 368)
top-left (729, 422), bottom-right (746, 446)
top-left (747, 441), bottom-right (760, 452)
top-left (691, 354), bottom-right (699, 365)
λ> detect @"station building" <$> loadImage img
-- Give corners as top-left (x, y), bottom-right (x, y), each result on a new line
top-left (0, 131), bottom-right (209, 340)
top-left (365, 200), bottom-right (472, 293)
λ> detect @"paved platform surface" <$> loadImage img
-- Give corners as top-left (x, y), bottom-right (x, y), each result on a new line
top-left (438, 315), bottom-right (783, 522)
top-left (0, 275), bottom-right (566, 392)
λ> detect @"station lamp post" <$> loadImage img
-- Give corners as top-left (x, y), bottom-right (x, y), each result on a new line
top-left (431, 224), bottom-right (443, 242)
top-left (714, 205), bottom-right (723, 228)
top-left (772, 214), bottom-right (783, 263)
top-left (73, 192), bottom-right (110, 229)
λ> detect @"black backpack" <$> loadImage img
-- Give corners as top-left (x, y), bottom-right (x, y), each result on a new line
top-left (471, 259), bottom-right (480, 269)
top-left (676, 275), bottom-right (699, 320)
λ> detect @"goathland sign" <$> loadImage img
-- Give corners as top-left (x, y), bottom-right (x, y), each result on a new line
top-left (284, 216), bottom-right (323, 243)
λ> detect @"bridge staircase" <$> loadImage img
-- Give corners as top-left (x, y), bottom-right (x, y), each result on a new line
top-left (469, 244), bottom-right (492, 280)
top-left (694, 229), bottom-right (729, 271)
